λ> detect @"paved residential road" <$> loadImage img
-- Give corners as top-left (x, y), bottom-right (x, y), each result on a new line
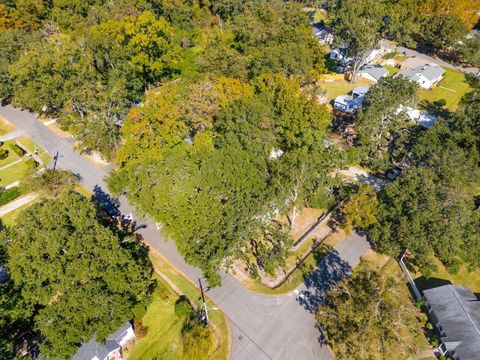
top-left (0, 104), bottom-right (371, 360)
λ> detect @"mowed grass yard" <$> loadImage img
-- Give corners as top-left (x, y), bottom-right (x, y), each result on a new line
top-left (127, 276), bottom-right (184, 360)
top-left (17, 137), bottom-right (52, 165)
top-left (418, 68), bottom-right (472, 111)
top-left (0, 159), bottom-right (33, 186)
top-left (318, 76), bottom-right (371, 102)
top-left (415, 258), bottom-right (480, 293)
top-left (139, 251), bottom-right (230, 360)
top-left (0, 141), bottom-right (22, 168)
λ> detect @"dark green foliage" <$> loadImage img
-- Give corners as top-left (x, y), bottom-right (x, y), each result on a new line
top-left (5, 191), bottom-right (153, 359)
top-left (317, 265), bottom-right (424, 359)
top-left (0, 28), bottom-right (40, 98)
top-left (8, 143), bottom-right (24, 156)
top-left (20, 169), bottom-right (78, 197)
top-left (175, 296), bottom-right (194, 319)
top-left (109, 74), bottom-right (334, 286)
top-left (0, 149), bottom-right (8, 160)
top-left (422, 14), bottom-right (468, 52)
top-left (0, 187), bottom-right (21, 206)
top-left (370, 96), bottom-right (480, 275)
top-left (197, 0), bottom-right (326, 80)
top-left (355, 76), bottom-right (419, 170)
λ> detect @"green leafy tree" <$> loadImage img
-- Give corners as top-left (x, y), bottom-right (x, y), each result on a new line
top-left (422, 14), bottom-right (468, 52)
top-left (0, 244), bottom-right (33, 359)
top-left (355, 77), bottom-right (418, 168)
top-left (382, 0), bottom-right (422, 47)
top-left (370, 158), bottom-right (479, 275)
top-left (5, 191), bottom-right (153, 359)
top-left (329, 0), bottom-right (384, 82)
top-left (0, 28), bottom-right (40, 98)
top-left (317, 265), bottom-right (424, 360)
top-left (338, 185), bottom-right (378, 234)
top-left (251, 221), bottom-right (293, 276)
top-left (21, 169), bottom-right (78, 197)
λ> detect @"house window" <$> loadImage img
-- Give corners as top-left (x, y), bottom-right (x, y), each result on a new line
top-left (437, 323), bottom-right (445, 335)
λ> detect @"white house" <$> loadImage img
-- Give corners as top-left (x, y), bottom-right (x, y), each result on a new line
top-left (361, 48), bottom-right (380, 66)
top-left (396, 105), bottom-right (437, 128)
top-left (72, 322), bottom-right (135, 360)
top-left (394, 64), bottom-right (445, 89)
top-left (334, 86), bottom-right (369, 114)
top-left (330, 48), bottom-right (346, 61)
top-left (358, 64), bottom-right (389, 83)
top-left (312, 24), bottom-right (333, 46)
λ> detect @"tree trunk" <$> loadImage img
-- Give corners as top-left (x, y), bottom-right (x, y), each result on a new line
top-left (291, 206), bottom-right (297, 231)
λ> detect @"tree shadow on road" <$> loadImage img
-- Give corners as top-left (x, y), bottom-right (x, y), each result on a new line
top-left (297, 250), bottom-right (352, 314)
top-left (296, 250), bottom-right (352, 347)
top-left (92, 184), bottom-right (120, 217)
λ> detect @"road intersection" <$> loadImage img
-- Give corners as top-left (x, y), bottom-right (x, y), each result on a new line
top-left (0, 104), bottom-right (371, 360)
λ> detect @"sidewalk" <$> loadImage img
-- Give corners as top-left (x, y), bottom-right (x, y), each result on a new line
top-left (0, 193), bottom-right (37, 217)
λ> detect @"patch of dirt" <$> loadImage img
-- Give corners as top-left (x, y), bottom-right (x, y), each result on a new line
top-left (277, 207), bottom-right (325, 242)
top-left (83, 150), bottom-right (110, 167)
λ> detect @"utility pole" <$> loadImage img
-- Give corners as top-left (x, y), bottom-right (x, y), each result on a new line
top-left (53, 150), bottom-right (59, 170)
top-left (198, 278), bottom-right (209, 325)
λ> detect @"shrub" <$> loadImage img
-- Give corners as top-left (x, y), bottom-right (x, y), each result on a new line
top-left (0, 149), bottom-right (9, 160)
top-left (25, 158), bottom-right (37, 168)
top-left (175, 296), bottom-right (194, 319)
top-left (133, 318), bottom-right (148, 338)
top-left (9, 143), bottom-right (25, 156)
top-left (0, 187), bottom-right (22, 206)
top-left (182, 323), bottom-right (213, 360)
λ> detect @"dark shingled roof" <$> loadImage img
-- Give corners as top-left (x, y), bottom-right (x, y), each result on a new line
top-left (71, 322), bottom-right (133, 360)
top-left (423, 285), bottom-right (480, 359)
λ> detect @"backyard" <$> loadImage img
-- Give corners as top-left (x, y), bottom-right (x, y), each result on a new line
top-left (415, 258), bottom-right (480, 293)
top-left (317, 75), bottom-right (370, 102)
top-left (418, 68), bottom-right (473, 111)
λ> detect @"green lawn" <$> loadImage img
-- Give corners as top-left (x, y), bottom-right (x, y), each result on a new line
top-left (1, 197), bottom-right (40, 226)
top-left (16, 137), bottom-right (51, 165)
top-left (0, 116), bottom-right (15, 136)
top-left (416, 258), bottom-right (480, 293)
top-left (318, 77), bottom-right (370, 101)
top-left (127, 277), bottom-right (184, 360)
top-left (0, 141), bottom-right (22, 168)
top-left (0, 160), bottom-right (33, 186)
top-left (418, 68), bottom-right (472, 111)
top-left (145, 252), bottom-right (230, 360)
top-left (384, 65), bottom-right (400, 76)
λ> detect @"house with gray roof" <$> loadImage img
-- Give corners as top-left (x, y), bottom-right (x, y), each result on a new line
top-left (72, 322), bottom-right (135, 360)
top-left (358, 64), bottom-right (389, 83)
top-left (333, 86), bottom-right (369, 114)
top-left (394, 64), bottom-right (445, 89)
top-left (423, 285), bottom-right (480, 359)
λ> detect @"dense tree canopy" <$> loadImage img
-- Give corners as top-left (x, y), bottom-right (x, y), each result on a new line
top-left (354, 77), bottom-right (418, 170)
top-left (317, 264), bottom-right (425, 360)
top-left (0, 0), bottom-right (327, 158)
top-left (369, 87), bottom-right (480, 275)
top-left (108, 74), bottom-right (334, 285)
top-left (328, 0), bottom-right (384, 82)
top-left (5, 191), bottom-right (153, 359)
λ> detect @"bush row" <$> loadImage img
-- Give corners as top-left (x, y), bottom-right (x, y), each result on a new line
top-left (0, 187), bottom-right (22, 206)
